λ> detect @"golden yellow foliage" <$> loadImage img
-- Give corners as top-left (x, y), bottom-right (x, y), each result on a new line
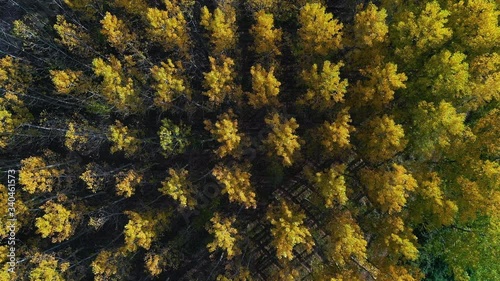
top-left (0, 55), bottom-right (31, 94)
top-left (204, 110), bottom-right (245, 158)
top-left (449, 0), bottom-right (500, 53)
top-left (200, 5), bottom-right (237, 53)
top-left (359, 115), bottom-right (407, 163)
top-left (150, 59), bottom-right (190, 110)
top-left (145, 253), bottom-right (166, 277)
top-left (203, 56), bottom-right (239, 105)
top-left (248, 64), bottom-right (280, 108)
top-left (91, 250), bottom-right (121, 281)
top-left (263, 113), bottom-right (301, 166)
top-left (267, 200), bottom-right (314, 260)
top-left (326, 211), bottom-right (367, 265)
top-left (414, 172), bottom-right (458, 226)
top-left (298, 3), bottom-right (343, 56)
top-left (469, 53), bottom-right (500, 109)
top-left (307, 164), bottom-right (348, 207)
top-left (212, 163), bottom-right (257, 209)
top-left (35, 201), bottom-right (76, 243)
top-left (115, 169), bottom-right (142, 198)
top-left (250, 10), bottom-right (282, 55)
top-left (394, 1), bottom-right (452, 61)
top-left (159, 168), bottom-right (196, 209)
top-left (50, 69), bottom-right (83, 95)
top-left (353, 62), bottom-right (407, 108)
top-left (64, 122), bottom-right (90, 153)
top-left (122, 211), bottom-right (168, 252)
top-left (207, 213), bottom-right (240, 259)
top-left (0, 184), bottom-right (27, 239)
top-left (146, 4), bottom-right (190, 53)
top-left (123, 211), bottom-right (156, 252)
top-left (361, 164), bottom-right (417, 214)
top-left (423, 50), bottom-right (469, 101)
top-left (92, 56), bottom-right (142, 113)
top-left (100, 12), bottom-right (137, 52)
top-left (53, 15), bottom-right (92, 55)
top-left (412, 101), bottom-right (470, 158)
top-left (378, 216), bottom-right (419, 261)
top-left (108, 120), bottom-right (141, 157)
top-left (353, 3), bottom-right (388, 47)
top-left (473, 108), bottom-right (500, 156)
top-left (19, 156), bottom-right (63, 194)
top-left (299, 60), bottom-right (348, 110)
top-left (0, 91), bottom-right (32, 149)
top-left (29, 253), bottom-right (68, 281)
top-left (319, 108), bottom-right (355, 153)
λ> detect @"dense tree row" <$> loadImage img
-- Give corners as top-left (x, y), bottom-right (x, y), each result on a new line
top-left (1, 0), bottom-right (499, 280)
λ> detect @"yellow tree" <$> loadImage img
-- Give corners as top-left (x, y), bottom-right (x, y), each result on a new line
top-left (28, 253), bottom-right (69, 281)
top-left (80, 163), bottom-right (106, 193)
top-left (200, 4), bottom-right (237, 53)
top-left (146, 3), bottom-right (190, 54)
top-left (353, 3), bottom-right (389, 47)
top-left (410, 172), bottom-right (458, 228)
top-left (92, 56), bottom-right (142, 114)
top-left (0, 55), bottom-right (31, 94)
top-left (370, 215), bottom-right (419, 263)
top-left (411, 100), bottom-right (472, 160)
top-left (421, 50), bottom-right (470, 103)
top-left (298, 3), bottom-right (343, 56)
top-left (0, 56), bottom-right (32, 149)
top-left (204, 109), bottom-right (245, 158)
top-left (299, 60), bottom-right (348, 110)
top-left (306, 164), bottom-right (348, 207)
top-left (53, 15), bottom-right (92, 56)
top-left (250, 10), bottom-right (282, 56)
top-left (150, 59), bottom-right (191, 110)
top-left (206, 213), bottom-right (240, 259)
top-left (472, 108), bottom-right (500, 157)
top-left (263, 113), bottom-right (301, 166)
top-left (266, 200), bottom-right (314, 260)
top-left (100, 12), bottom-right (137, 53)
top-left (325, 210), bottom-right (367, 266)
top-left (393, 1), bottom-right (452, 62)
top-left (318, 108), bottom-right (355, 155)
top-left (19, 156), bottom-right (63, 194)
top-left (64, 121), bottom-right (104, 155)
top-left (115, 169), bottom-right (142, 198)
top-left (202, 56), bottom-right (240, 105)
top-left (35, 201), bottom-right (78, 243)
top-left (0, 184), bottom-right (27, 239)
top-left (159, 168), bottom-right (196, 209)
top-left (448, 0), bottom-right (500, 53)
top-left (91, 249), bottom-right (129, 281)
top-left (0, 92), bottom-right (32, 149)
top-left (50, 69), bottom-right (85, 95)
top-left (468, 53), bottom-right (500, 109)
top-left (107, 120), bottom-right (141, 157)
top-left (122, 210), bottom-right (169, 253)
top-left (358, 115), bottom-right (407, 163)
top-left (212, 163), bottom-right (257, 209)
top-left (351, 62), bottom-right (407, 109)
top-left (248, 64), bottom-right (281, 108)
top-left (360, 164), bottom-right (418, 215)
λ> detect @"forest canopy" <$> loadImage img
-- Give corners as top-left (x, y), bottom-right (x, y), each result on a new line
top-left (0, 0), bottom-right (499, 280)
